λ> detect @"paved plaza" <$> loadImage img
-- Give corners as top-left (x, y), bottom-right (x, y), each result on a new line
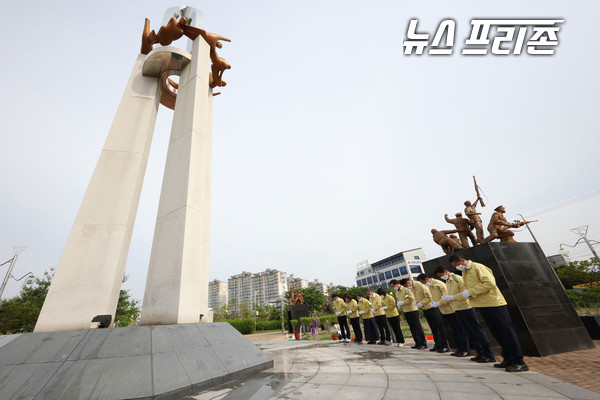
top-left (185, 339), bottom-right (600, 400)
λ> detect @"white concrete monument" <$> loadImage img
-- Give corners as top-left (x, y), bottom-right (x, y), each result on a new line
top-left (35, 7), bottom-right (230, 332)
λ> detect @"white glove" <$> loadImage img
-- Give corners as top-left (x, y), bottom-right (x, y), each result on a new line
top-left (397, 301), bottom-right (404, 307)
top-left (416, 302), bottom-right (423, 308)
top-left (441, 295), bottom-right (454, 302)
top-left (462, 290), bottom-right (471, 299)
top-left (413, 301), bottom-right (418, 306)
top-left (431, 301), bottom-right (439, 308)
top-left (335, 312), bottom-right (341, 316)
top-left (359, 310), bottom-right (365, 315)
top-left (370, 309), bottom-right (375, 314)
top-left (346, 310), bottom-right (352, 314)
top-left (382, 306), bottom-right (388, 310)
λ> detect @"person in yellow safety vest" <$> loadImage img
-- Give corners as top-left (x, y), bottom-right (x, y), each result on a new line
top-left (367, 288), bottom-right (390, 345)
top-left (449, 254), bottom-right (528, 372)
top-left (343, 294), bottom-right (363, 343)
top-left (331, 294), bottom-right (351, 343)
top-left (416, 273), bottom-right (450, 353)
top-left (356, 293), bottom-right (379, 344)
top-left (380, 288), bottom-right (406, 347)
top-left (436, 265), bottom-right (495, 361)
top-left (391, 279), bottom-right (427, 349)
top-left (427, 274), bottom-right (465, 355)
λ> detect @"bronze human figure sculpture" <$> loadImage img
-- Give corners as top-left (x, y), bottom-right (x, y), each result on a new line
top-left (141, 16), bottom-right (231, 90)
top-left (484, 205), bottom-right (529, 243)
top-left (464, 199), bottom-right (484, 243)
top-left (444, 212), bottom-right (477, 248)
top-left (432, 229), bottom-right (464, 254)
top-left (448, 234), bottom-right (463, 248)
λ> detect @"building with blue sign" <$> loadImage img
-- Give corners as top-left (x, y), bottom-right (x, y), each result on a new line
top-left (355, 248), bottom-right (427, 290)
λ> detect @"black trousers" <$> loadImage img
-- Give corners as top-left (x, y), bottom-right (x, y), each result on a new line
top-left (442, 313), bottom-right (469, 352)
top-left (478, 306), bottom-right (524, 365)
top-left (337, 315), bottom-right (351, 340)
top-left (387, 315), bottom-right (405, 344)
top-left (455, 308), bottom-right (493, 358)
top-left (350, 317), bottom-right (363, 342)
top-left (423, 308), bottom-right (449, 349)
top-left (375, 315), bottom-right (390, 341)
top-left (404, 310), bottom-right (427, 347)
top-left (363, 317), bottom-right (379, 342)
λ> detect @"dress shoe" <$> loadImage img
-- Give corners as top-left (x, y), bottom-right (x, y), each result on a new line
top-left (476, 356), bottom-right (496, 363)
top-left (437, 347), bottom-right (450, 353)
top-left (454, 352), bottom-right (470, 357)
top-left (417, 345), bottom-right (428, 350)
top-left (470, 356), bottom-right (483, 362)
top-left (505, 363), bottom-right (529, 372)
top-left (494, 360), bottom-right (511, 368)
top-left (450, 352), bottom-right (458, 356)
top-left (429, 346), bottom-right (440, 352)
top-left (377, 341), bottom-right (386, 345)
top-left (410, 345), bottom-right (420, 349)
top-left (367, 341), bottom-right (377, 344)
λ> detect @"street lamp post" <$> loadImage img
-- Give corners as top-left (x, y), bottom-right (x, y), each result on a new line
top-left (0, 246), bottom-right (31, 299)
top-left (560, 225), bottom-right (600, 266)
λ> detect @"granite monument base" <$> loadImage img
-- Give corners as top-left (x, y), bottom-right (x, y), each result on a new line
top-left (423, 242), bottom-right (594, 357)
top-left (0, 322), bottom-right (273, 399)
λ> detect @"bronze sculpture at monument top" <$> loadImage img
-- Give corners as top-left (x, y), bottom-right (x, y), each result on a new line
top-left (141, 16), bottom-right (231, 91)
top-left (444, 212), bottom-right (477, 248)
top-left (431, 228), bottom-right (464, 254)
top-left (484, 205), bottom-right (530, 243)
top-left (464, 198), bottom-right (484, 243)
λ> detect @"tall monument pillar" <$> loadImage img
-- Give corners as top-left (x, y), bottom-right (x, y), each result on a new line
top-left (35, 7), bottom-right (231, 332)
top-left (35, 56), bottom-right (161, 332)
top-left (140, 36), bottom-right (213, 324)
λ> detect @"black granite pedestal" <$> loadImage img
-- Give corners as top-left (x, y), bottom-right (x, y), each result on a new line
top-left (422, 242), bottom-right (594, 357)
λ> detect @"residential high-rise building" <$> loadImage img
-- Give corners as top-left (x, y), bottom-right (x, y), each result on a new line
top-left (309, 279), bottom-right (328, 296)
top-left (208, 279), bottom-right (228, 310)
top-left (227, 268), bottom-right (288, 311)
top-left (355, 248), bottom-right (427, 290)
top-left (288, 274), bottom-right (309, 289)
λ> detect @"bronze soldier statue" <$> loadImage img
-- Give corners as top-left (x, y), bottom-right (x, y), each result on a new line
top-left (432, 229), bottom-right (464, 254)
top-left (484, 205), bottom-right (529, 243)
top-left (464, 199), bottom-right (484, 244)
top-left (444, 213), bottom-right (477, 248)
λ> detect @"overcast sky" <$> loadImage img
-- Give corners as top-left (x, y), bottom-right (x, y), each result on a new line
top-left (1, 1), bottom-right (599, 301)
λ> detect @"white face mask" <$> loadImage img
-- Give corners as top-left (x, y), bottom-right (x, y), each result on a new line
top-left (441, 275), bottom-right (449, 281)
top-left (456, 265), bottom-right (466, 271)
top-left (425, 282), bottom-right (432, 287)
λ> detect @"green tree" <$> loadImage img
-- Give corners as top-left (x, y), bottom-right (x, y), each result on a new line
top-left (0, 269), bottom-right (141, 334)
top-left (114, 275), bottom-right (140, 327)
top-left (553, 258), bottom-right (600, 289)
top-left (0, 269), bottom-right (53, 334)
top-left (331, 285), bottom-right (368, 299)
top-left (285, 286), bottom-right (325, 315)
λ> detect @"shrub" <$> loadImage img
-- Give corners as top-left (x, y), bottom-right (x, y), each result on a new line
top-left (226, 319), bottom-right (254, 335)
top-left (566, 287), bottom-right (600, 314)
top-left (299, 317), bottom-right (314, 332)
top-left (256, 320), bottom-right (281, 331)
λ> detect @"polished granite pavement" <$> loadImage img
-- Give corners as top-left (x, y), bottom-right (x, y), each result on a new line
top-left (184, 340), bottom-right (600, 400)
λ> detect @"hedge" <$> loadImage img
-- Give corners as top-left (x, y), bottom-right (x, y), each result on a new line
top-left (256, 320), bottom-right (281, 331)
top-left (226, 319), bottom-right (254, 335)
top-left (566, 287), bottom-right (600, 310)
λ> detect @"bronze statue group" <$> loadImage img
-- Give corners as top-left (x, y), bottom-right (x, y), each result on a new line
top-left (331, 254), bottom-right (529, 373)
